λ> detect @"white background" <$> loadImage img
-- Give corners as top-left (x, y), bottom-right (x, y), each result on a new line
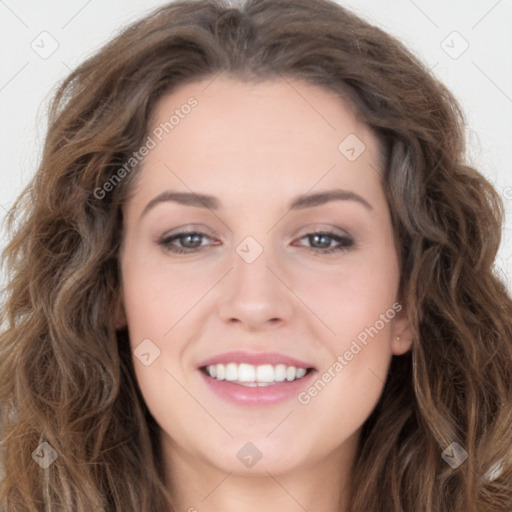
top-left (0, 0), bottom-right (511, 291)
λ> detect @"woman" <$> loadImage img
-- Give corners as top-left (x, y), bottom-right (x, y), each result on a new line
top-left (1, 0), bottom-right (511, 510)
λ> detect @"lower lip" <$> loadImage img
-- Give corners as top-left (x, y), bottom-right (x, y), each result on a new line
top-left (199, 369), bottom-right (316, 406)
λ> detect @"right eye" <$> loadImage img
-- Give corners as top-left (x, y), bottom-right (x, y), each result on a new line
top-left (158, 230), bottom-right (215, 254)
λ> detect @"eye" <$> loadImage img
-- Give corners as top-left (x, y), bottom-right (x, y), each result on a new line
top-left (158, 230), bottom-right (215, 254)
top-left (294, 230), bottom-right (354, 254)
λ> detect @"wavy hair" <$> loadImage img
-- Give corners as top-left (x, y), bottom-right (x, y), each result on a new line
top-left (1, 0), bottom-right (511, 510)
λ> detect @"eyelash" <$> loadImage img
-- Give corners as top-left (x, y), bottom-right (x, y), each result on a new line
top-left (157, 230), bottom-right (354, 255)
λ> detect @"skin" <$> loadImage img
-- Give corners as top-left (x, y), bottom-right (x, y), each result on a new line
top-left (117, 75), bottom-right (413, 512)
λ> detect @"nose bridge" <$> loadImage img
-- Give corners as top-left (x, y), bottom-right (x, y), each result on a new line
top-left (217, 234), bottom-right (293, 326)
top-left (234, 235), bottom-right (273, 291)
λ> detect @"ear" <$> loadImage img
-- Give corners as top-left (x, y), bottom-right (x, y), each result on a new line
top-left (391, 299), bottom-right (413, 355)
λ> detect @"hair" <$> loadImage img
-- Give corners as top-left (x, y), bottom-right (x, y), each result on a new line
top-left (1, 0), bottom-right (511, 510)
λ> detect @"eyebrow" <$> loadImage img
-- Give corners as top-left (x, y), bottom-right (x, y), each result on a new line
top-left (140, 188), bottom-right (373, 218)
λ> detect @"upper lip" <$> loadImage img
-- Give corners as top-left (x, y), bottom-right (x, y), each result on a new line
top-left (197, 350), bottom-right (316, 370)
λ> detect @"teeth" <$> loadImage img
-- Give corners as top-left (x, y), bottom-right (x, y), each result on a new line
top-left (205, 362), bottom-right (309, 385)
top-left (225, 363), bottom-right (238, 381)
top-left (256, 364), bottom-right (274, 383)
top-left (216, 364), bottom-right (226, 380)
top-left (238, 363), bottom-right (256, 382)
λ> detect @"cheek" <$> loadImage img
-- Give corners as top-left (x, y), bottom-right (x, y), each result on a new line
top-left (292, 249), bottom-right (400, 342)
top-left (295, 250), bottom-right (400, 431)
top-left (121, 256), bottom-right (214, 340)
top-left (120, 262), bottom-right (196, 433)
top-left (301, 356), bottom-right (388, 448)
top-left (120, 255), bottom-right (218, 402)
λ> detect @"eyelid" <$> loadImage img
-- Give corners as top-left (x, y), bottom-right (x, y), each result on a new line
top-left (160, 223), bottom-right (215, 238)
top-left (292, 223), bottom-right (351, 239)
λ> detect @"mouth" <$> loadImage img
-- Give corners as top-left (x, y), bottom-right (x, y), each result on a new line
top-left (196, 351), bottom-right (317, 406)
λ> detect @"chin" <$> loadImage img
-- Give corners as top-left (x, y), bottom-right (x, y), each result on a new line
top-left (196, 432), bottom-right (319, 476)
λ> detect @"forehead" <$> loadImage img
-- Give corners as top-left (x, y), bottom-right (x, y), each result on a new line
top-left (128, 75), bottom-right (384, 211)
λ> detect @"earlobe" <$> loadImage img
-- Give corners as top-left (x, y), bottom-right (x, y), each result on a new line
top-left (392, 333), bottom-right (413, 355)
top-left (391, 300), bottom-right (414, 355)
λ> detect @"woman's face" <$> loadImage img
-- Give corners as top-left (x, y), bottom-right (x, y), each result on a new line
top-left (118, 75), bottom-right (412, 478)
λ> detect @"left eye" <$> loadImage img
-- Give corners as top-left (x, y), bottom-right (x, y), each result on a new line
top-left (296, 231), bottom-right (354, 254)
top-left (157, 230), bottom-right (354, 255)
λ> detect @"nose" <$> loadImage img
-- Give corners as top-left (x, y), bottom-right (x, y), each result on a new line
top-left (217, 242), bottom-right (294, 330)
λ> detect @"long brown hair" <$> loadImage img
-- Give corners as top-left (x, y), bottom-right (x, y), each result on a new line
top-left (1, 0), bottom-right (511, 510)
